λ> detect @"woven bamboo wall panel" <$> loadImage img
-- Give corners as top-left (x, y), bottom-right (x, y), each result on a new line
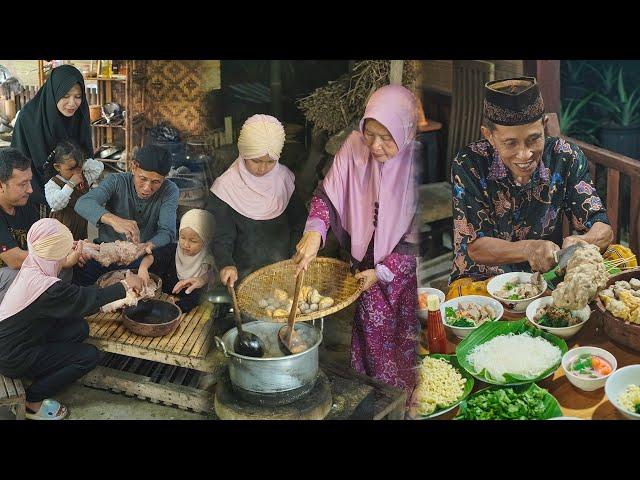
top-left (145, 60), bottom-right (221, 137)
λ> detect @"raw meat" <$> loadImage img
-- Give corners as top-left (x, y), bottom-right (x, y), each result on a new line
top-left (83, 241), bottom-right (147, 267)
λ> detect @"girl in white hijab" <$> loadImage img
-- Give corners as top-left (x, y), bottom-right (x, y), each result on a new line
top-left (138, 208), bottom-right (215, 312)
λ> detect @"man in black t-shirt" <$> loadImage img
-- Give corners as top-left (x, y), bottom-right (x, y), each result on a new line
top-left (0, 148), bottom-right (39, 302)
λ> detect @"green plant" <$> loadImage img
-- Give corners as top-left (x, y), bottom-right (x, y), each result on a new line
top-left (559, 93), bottom-right (600, 144)
top-left (591, 69), bottom-right (640, 126)
top-left (585, 63), bottom-right (618, 96)
top-left (562, 60), bottom-right (588, 83)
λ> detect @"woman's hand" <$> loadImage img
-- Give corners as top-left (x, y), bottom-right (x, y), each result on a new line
top-left (220, 266), bottom-right (238, 288)
top-left (523, 240), bottom-right (560, 273)
top-left (63, 240), bottom-right (84, 268)
top-left (173, 276), bottom-right (208, 295)
top-left (292, 231), bottom-right (322, 277)
top-left (354, 268), bottom-right (378, 291)
top-left (122, 274), bottom-right (144, 295)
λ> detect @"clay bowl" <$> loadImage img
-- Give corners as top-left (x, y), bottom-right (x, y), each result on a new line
top-left (96, 269), bottom-right (163, 298)
top-left (122, 299), bottom-right (182, 337)
top-left (595, 268), bottom-right (640, 353)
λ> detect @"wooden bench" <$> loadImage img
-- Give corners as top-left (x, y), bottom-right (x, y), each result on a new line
top-left (0, 374), bottom-right (25, 420)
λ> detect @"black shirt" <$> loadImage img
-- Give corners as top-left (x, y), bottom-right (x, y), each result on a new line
top-left (206, 190), bottom-right (307, 281)
top-left (0, 198), bottom-right (39, 267)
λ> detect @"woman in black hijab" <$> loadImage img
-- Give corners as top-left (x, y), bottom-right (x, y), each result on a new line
top-left (11, 65), bottom-right (93, 212)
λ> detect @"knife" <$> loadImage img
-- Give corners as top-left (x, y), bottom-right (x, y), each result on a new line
top-left (553, 243), bottom-right (585, 271)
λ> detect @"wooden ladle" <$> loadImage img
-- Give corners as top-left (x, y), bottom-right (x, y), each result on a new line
top-left (278, 270), bottom-right (309, 355)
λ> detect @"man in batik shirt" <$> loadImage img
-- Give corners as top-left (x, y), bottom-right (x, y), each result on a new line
top-left (448, 76), bottom-right (613, 296)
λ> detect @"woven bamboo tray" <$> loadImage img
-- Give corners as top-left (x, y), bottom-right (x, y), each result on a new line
top-left (236, 257), bottom-right (364, 323)
top-left (595, 268), bottom-right (640, 352)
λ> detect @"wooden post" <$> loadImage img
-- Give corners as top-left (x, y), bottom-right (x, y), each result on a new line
top-left (390, 60), bottom-right (404, 85)
top-left (224, 116), bottom-right (233, 145)
top-left (523, 60), bottom-right (561, 115)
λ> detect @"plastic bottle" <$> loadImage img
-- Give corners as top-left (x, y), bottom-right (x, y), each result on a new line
top-left (426, 294), bottom-right (447, 354)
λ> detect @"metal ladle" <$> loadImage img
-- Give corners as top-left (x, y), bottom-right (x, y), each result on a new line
top-left (227, 283), bottom-right (265, 358)
top-left (278, 270), bottom-right (309, 355)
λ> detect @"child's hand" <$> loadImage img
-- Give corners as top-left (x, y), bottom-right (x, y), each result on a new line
top-left (70, 172), bottom-right (84, 187)
top-left (138, 268), bottom-right (150, 289)
top-left (173, 276), bottom-right (207, 295)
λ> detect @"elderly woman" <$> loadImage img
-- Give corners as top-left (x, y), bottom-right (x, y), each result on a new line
top-left (293, 85), bottom-right (420, 396)
top-left (0, 219), bottom-right (143, 420)
top-left (11, 65), bottom-right (93, 213)
top-left (207, 114), bottom-right (307, 287)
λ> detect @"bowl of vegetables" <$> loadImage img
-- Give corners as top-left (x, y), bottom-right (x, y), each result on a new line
top-left (487, 272), bottom-right (547, 313)
top-left (526, 297), bottom-right (591, 339)
top-left (562, 346), bottom-right (617, 391)
top-left (605, 364), bottom-right (640, 419)
top-left (417, 287), bottom-right (446, 321)
top-left (440, 295), bottom-right (503, 339)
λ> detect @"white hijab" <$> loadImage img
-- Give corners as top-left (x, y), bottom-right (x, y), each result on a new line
top-left (175, 209), bottom-right (216, 280)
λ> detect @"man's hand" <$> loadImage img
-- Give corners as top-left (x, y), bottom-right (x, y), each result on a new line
top-left (103, 213), bottom-right (140, 243)
top-left (292, 231), bottom-right (322, 277)
top-left (354, 269), bottom-right (378, 291)
top-left (561, 235), bottom-right (589, 250)
top-left (173, 276), bottom-right (208, 295)
top-left (220, 266), bottom-right (238, 288)
top-left (523, 240), bottom-right (560, 272)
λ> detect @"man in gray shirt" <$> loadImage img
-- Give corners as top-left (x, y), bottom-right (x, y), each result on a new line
top-left (74, 144), bottom-right (179, 285)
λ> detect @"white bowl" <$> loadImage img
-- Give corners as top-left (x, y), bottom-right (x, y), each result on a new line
top-left (417, 287), bottom-right (446, 321)
top-left (526, 297), bottom-right (591, 339)
top-left (439, 295), bottom-right (504, 339)
top-left (605, 364), bottom-right (640, 420)
top-left (562, 346), bottom-right (617, 392)
top-left (487, 272), bottom-right (547, 313)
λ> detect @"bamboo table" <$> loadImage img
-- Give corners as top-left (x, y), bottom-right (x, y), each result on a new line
top-left (82, 294), bottom-right (226, 412)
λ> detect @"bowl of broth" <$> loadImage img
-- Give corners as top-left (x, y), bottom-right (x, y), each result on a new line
top-left (561, 346), bottom-right (617, 391)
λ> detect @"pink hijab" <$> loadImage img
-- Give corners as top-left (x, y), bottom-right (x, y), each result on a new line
top-left (322, 85), bottom-right (419, 264)
top-left (210, 114), bottom-right (295, 220)
top-left (0, 219), bottom-right (73, 321)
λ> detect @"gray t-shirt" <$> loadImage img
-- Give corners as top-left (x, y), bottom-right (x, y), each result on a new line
top-left (74, 172), bottom-right (179, 246)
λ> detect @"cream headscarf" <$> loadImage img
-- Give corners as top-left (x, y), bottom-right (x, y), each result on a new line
top-left (175, 209), bottom-right (216, 280)
top-left (0, 218), bottom-right (74, 321)
top-left (210, 114), bottom-right (295, 220)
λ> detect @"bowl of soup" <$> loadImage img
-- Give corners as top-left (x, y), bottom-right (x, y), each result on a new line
top-left (561, 346), bottom-right (617, 391)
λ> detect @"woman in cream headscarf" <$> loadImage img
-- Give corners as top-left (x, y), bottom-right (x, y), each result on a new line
top-left (207, 114), bottom-right (307, 287)
top-left (0, 218), bottom-right (143, 420)
top-left (138, 208), bottom-right (216, 312)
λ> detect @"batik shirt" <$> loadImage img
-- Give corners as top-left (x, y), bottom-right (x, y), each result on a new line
top-left (450, 136), bottom-right (609, 283)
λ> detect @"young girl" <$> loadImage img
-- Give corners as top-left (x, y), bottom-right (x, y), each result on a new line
top-left (44, 140), bottom-right (104, 240)
top-left (138, 208), bottom-right (215, 313)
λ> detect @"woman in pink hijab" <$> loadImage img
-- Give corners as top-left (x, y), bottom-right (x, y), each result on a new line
top-left (293, 85), bottom-right (420, 399)
top-left (0, 218), bottom-right (143, 419)
top-left (208, 114), bottom-right (307, 287)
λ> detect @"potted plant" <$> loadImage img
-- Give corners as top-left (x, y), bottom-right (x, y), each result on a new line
top-left (590, 68), bottom-right (640, 159)
top-left (561, 60), bottom-right (589, 100)
top-left (558, 93), bottom-right (600, 145)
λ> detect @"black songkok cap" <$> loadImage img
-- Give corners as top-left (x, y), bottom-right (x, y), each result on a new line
top-left (483, 76), bottom-right (545, 126)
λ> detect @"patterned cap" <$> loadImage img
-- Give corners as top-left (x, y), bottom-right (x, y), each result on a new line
top-left (483, 77), bottom-right (545, 126)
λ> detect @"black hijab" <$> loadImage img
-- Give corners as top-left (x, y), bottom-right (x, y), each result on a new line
top-left (11, 65), bottom-right (93, 204)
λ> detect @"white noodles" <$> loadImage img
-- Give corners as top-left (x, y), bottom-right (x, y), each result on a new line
top-left (467, 332), bottom-right (561, 382)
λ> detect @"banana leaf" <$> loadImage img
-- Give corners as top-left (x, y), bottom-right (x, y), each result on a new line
top-left (455, 383), bottom-right (563, 420)
top-left (456, 319), bottom-right (568, 385)
top-left (410, 354), bottom-right (474, 419)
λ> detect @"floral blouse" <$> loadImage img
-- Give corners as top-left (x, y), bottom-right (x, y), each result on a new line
top-left (450, 136), bottom-right (609, 283)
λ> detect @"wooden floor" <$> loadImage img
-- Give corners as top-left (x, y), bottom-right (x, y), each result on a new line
top-left (86, 294), bottom-right (225, 373)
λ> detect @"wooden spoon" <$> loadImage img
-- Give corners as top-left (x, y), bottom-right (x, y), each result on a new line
top-left (278, 269), bottom-right (308, 355)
